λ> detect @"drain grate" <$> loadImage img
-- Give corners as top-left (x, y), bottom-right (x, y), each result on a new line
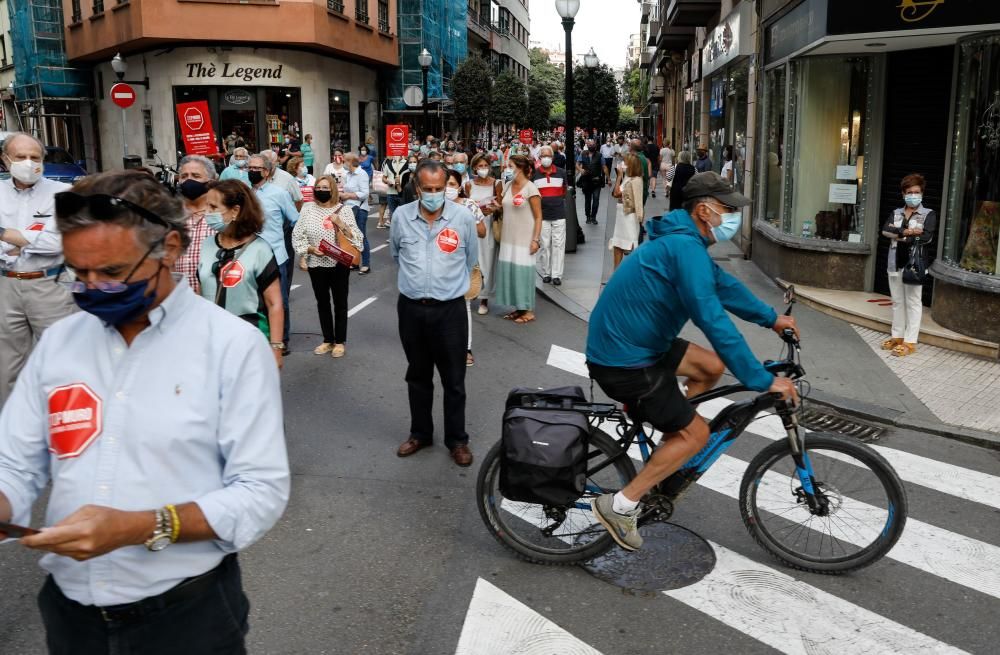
top-left (799, 405), bottom-right (884, 442)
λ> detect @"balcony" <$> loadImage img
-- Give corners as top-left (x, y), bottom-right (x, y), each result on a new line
top-left (665, 0), bottom-right (720, 27)
top-left (640, 48), bottom-right (653, 69)
top-left (640, 0), bottom-right (651, 23)
top-left (657, 24), bottom-right (695, 50)
top-left (467, 11), bottom-right (491, 46)
top-left (647, 19), bottom-right (659, 46)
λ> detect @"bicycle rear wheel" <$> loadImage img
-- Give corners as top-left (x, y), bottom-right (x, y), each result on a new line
top-left (739, 432), bottom-right (907, 574)
top-left (476, 427), bottom-right (637, 565)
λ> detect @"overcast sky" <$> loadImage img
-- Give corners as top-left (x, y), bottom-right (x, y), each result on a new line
top-left (528, 1), bottom-right (641, 69)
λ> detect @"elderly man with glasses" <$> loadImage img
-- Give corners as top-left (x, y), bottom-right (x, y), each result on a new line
top-left (0, 132), bottom-right (75, 405)
top-left (219, 147), bottom-right (251, 186)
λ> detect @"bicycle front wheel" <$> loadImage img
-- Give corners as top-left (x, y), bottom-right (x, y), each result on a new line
top-left (476, 427), bottom-right (637, 565)
top-left (739, 432), bottom-right (907, 574)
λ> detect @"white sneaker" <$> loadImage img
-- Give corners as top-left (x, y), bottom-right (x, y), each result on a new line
top-left (313, 343), bottom-right (334, 355)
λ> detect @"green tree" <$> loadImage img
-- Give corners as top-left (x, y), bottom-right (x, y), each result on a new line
top-left (573, 64), bottom-right (620, 134)
top-left (618, 105), bottom-right (638, 132)
top-left (549, 99), bottom-right (566, 127)
top-left (492, 71), bottom-right (528, 129)
top-left (621, 64), bottom-right (642, 108)
top-left (526, 85), bottom-right (552, 132)
top-left (451, 56), bottom-right (494, 138)
top-left (528, 47), bottom-right (565, 101)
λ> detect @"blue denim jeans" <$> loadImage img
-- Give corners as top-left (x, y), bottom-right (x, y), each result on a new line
top-left (278, 259), bottom-right (291, 344)
top-left (386, 194), bottom-right (403, 221)
top-left (352, 206), bottom-right (371, 267)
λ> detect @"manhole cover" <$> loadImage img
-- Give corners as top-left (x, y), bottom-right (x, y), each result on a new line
top-left (580, 523), bottom-right (715, 592)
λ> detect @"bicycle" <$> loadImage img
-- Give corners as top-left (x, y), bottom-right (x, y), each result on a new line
top-left (476, 287), bottom-right (908, 574)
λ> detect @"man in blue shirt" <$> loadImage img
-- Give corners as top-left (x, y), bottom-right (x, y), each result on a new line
top-left (390, 161), bottom-right (478, 467)
top-left (249, 154), bottom-right (298, 353)
top-left (341, 152), bottom-right (372, 274)
top-left (586, 172), bottom-right (798, 551)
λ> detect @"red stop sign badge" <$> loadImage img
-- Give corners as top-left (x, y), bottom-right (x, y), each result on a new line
top-left (513, 194), bottom-right (525, 207)
top-left (184, 106), bottom-right (205, 131)
top-left (220, 261), bottom-right (245, 288)
top-left (48, 383), bottom-right (103, 459)
top-left (437, 228), bottom-right (460, 253)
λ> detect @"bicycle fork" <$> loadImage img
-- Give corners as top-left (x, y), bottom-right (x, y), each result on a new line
top-left (777, 402), bottom-right (829, 516)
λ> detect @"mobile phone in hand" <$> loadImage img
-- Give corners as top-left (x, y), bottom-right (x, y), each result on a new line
top-left (0, 520), bottom-right (40, 538)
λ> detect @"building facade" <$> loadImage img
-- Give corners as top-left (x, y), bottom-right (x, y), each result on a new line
top-left (467, 0), bottom-right (531, 80)
top-left (65, 0), bottom-right (398, 173)
top-left (0, 0), bottom-right (13, 131)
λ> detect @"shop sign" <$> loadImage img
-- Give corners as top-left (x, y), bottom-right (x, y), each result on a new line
top-left (176, 100), bottom-right (218, 156)
top-left (185, 62), bottom-right (284, 82)
top-left (709, 77), bottom-right (725, 117)
top-left (766, 0), bottom-right (829, 63)
top-left (222, 89), bottom-right (254, 106)
top-left (836, 165), bottom-right (858, 180)
top-left (386, 124), bottom-right (410, 157)
top-left (691, 49), bottom-right (701, 82)
top-left (702, 2), bottom-right (753, 77)
top-left (829, 183), bottom-right (858, 204)
top-left (681, 56), bottom-right (690, 89)
top-left (827, 0), bottom-right (1000, 35)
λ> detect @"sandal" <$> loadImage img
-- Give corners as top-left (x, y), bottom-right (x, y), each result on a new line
top-left (514, 313), bottom-right (536, 324)
top-left (891, 343), bottom-right (917, 357)
top-left (466, 351), bottom-right (475, 367)
top-left (503, 311), bottom-right (522, 320)
top-left (881, 337), bottom-right (903, 351)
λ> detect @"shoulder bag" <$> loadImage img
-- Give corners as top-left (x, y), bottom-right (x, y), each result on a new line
top-left (901, 240), bottom-right (931, 285)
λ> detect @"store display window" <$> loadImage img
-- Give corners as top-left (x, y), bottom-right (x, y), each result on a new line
top-left (945, 33), bottom-right (1000, 276)
top-left (329, 89), bottom-right (351, 155)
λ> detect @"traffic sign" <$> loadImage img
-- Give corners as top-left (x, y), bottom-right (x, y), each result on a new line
top-left (386, 124), bottom-right (410, 157)
top-left (110, 82), bottom-right (137, 109)
top-left (403, 85), bottom-right (424, 108)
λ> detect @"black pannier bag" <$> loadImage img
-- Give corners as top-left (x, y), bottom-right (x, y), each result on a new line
top-left (499, 387), bottom-right (592, 506)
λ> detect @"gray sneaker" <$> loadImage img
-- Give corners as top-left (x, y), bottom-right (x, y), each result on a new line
top-left (591, 494), bottom-right (643, 551)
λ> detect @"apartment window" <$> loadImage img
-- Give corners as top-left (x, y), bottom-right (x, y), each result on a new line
top-left (93, 0), bottom-right (104, 14)
top-left (0, 36), bottom-right (7, 68)
top-left (328, 0), bottom-right (345, 11)
top-left (71, 0), bottom-right (82, 22)
top-left (377, 0), bottom-right (389, 32)
top-left (356, 0), bottom-right (369, 24)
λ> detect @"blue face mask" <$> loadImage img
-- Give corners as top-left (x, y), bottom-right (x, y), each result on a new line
top-left (73, 266), bottom-right (161, 326)
top-left (709, 207), bottom-right (742, 242)
top-left (205, 212), bottom-right (228, 232)
top-left (234, 159), bottom-right (247, 168)
top-left (503, 169), bottom-right (515, 182)
top-left (453, 163), bottom-right (466, 174)
top-left (904, 194), bottom-right (922, 208)
top-left (420, 191), bottom-right (446, 212)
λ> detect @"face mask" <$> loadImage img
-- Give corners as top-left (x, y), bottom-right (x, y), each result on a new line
top-left (503, 169), bottom-right (515, 182)
top-left (540, 157), bottom-right (553, 168)
top-left (314, 189), bottom-right (333, 203)
top-left (234, 159), bottom-right (247, 168)
top-left (476, 168), bottom-right (490, 179)
top-left (420, 191), bottom-right (446, 212)
top-left (360, 150), bottom-right (368, 157)
top-left (248, 170), bottom-right (264, 186)
top-left (445, 187), bottom-right (460, 201)
top-left (205, 212), bottom-right (228, 232)
top-left (453, 163), bottom-right (466, 174)
top-left (9, 159), bottom-right (44, 185)
top-left (904, 194), bottom-right (922, 208)
top-left (297, 167), bottom-right (307, 177)
top-left (73, 266), bottom-right (161, 326)
top-left (408, 163), bottom-right (417, 172)
top-left (708, 207), bottom-right (742, 243)
top-left (179, 179), bottom-right (209, 200)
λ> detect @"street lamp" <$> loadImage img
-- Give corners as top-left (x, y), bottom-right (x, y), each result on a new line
top-left (584, 47), bottom-right (598, 138)
top-left (109, 52), bottom-right (150, 88)
top-left (418, 48), bottom-right (433, 142)
top-left (556, 0), bottom-right (581, 253)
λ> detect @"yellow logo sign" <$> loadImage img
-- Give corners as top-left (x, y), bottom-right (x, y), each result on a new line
top-left (898, 0), bottom-right (946, 23)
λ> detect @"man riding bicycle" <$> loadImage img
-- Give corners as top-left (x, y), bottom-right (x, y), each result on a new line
top-left (586, 172), bottom-right (799, 551)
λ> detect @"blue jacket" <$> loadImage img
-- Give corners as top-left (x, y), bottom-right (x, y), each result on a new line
top-left (586, 209), bottom-right (777, 391)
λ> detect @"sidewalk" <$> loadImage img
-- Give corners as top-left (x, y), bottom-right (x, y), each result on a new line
top-left (536, 185), bottom-right (1000, 445)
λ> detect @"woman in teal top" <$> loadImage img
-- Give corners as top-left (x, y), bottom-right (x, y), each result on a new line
top-left (300, 134), bottom-right (315, 175)
top-left (199, 179), bottom-right (285, 369)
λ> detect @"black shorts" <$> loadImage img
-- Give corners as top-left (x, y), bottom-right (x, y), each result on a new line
top-left (587, 339), bottom-right (696, 434)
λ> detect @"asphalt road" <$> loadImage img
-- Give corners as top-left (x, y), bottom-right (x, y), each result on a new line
top-left (1, 230), bottom-right (999, 654)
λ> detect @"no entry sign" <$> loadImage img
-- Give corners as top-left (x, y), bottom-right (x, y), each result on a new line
top-left (386, 124), bottom-right (410, 157)
top-left (47, 383), bottom-right (103, 459)
top-left (110, 83), bottom-right (136, 109)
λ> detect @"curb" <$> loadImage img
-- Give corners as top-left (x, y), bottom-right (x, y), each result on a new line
top-left (535, 280), bottom-right (591, 322)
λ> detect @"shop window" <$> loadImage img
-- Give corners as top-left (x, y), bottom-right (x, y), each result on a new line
top-left (329, 89), bottom-right (351, 155)
top-left (787, 56), bottom-right (872, 242)
top-left (945, 34), bottom-right (1000, 276)
top-left (761, 65), bottom-right (787, 228)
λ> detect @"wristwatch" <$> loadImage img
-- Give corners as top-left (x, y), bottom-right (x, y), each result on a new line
top-left (270, 342), bottom-right (285, 351)
top-left (144, 508), bottom-right (173, 552)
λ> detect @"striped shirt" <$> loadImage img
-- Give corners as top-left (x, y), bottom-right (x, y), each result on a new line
top-left (530, 165), bottom-right (567, 221)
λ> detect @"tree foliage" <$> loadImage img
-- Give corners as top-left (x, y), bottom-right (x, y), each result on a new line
top-left (573, 64), bottom-right (620, 133)
top-left (621, 63), bottom-right (642, 108)
top-left (451, 56), bottom-right (494, 130)
top-left (549, 100), bottom-right (566, 126)
top-left (492, 71), bottom-right (528, 128)
top-left (528, 47), bottom-right (565, 102)
top-left (618, 105), bottom-right (638, 132)
top-left (526, 85), bottom-right (553, 132)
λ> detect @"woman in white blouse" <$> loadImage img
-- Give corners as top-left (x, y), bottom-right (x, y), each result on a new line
top-left (291, 175), bottom-right (364, 358)
top-left (445, 169), bottom-right (487, 367)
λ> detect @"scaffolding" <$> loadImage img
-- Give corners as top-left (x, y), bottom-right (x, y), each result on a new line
top-left (387, 0), bottom-right (468, 112)
top-left (7, 0), bottom-right (90, 149)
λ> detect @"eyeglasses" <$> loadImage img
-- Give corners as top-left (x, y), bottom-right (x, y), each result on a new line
top-left (211, 247), bottom-right (237, 278)
top-left (54, 192), bottom-right (171, 229)
top-left (58, 237), bottom-right (163, 294)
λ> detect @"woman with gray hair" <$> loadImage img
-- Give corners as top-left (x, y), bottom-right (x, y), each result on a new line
top-left (220, 147), bottom-right (250, 186)
top-left (174, 155), bottom-right (219, 294)
top-left (668, 150), bottom-right (696, 211)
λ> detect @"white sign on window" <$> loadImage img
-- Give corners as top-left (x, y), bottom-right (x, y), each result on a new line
top-left (829, 183), bottom-right (858, 204)
top-left (836, 165), bottom-right (857, 180)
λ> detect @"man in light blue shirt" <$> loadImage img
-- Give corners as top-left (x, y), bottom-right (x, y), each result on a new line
top-left (249, 153), bottom-right (298, 352)
top-left (0, 170), bottom-right (289, 652)
top-left (390, 161), bottom-right (478, 467)
top-left (219, 147), bottom-right (250, 186)
top-left (341, 152), bottom-right (372, 273)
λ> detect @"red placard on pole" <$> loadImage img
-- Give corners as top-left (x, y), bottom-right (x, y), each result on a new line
top-left (176, 100), bottom-right (218, 156)
top-left (110, 83), bottom-right (136, 109)
top-left (519, 128), bottom-right (534, 144)
top-left (385, 124), bottom-right (410, 157)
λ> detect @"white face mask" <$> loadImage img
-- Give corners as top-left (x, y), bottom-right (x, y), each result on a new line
top-left (476, 168), bottom-right (490, 179)
top-left (445, 187), bottom-right (460, 201)
top-left (9, 159), bottom-right (44, 185)
top-left (540, 157), bottom-right (553, 168)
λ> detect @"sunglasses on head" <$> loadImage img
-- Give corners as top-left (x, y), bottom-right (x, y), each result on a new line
top-left (55, 192), bottom-right (171, 229)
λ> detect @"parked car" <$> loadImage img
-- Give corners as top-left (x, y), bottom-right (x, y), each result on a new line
top-left (0, 136), bottom-right (87, 183)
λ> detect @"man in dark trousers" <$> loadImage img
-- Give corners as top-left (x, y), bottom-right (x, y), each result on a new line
top-left (391, 161), bottom-right (479, 467)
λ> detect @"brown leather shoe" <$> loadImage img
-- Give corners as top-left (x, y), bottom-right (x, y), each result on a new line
top-left (397, 437), bottom-right (430, 458)
top-left (450, 444), bottom-right (473, 467)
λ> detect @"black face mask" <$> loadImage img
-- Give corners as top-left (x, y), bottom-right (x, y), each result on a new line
top-left (314, 189), bottom-right (333, 203)
top-left (179, 179), bottom-right (209, 200)
top-left (248, 170), bottom-right (264, 186)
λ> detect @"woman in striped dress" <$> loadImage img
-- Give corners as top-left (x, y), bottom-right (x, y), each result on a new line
top-left (495, 154), bottom-right (543, 324)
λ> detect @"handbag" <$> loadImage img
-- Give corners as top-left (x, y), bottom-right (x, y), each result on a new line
top-left (465, 264), bottom-right (483, 301)
top-left (318, 205), bottom-right (361, 267)
top-left (901, 241), bottom-right (930, 285)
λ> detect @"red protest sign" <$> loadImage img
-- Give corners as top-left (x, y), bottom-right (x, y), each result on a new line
top-left (176, 100), bottom-right (218, 156)
top-left (110, 83), bottom-right (137, 109)
top-left (519, 129), bottom-right (534, 144)
top-left (386, 124), bottom-right (410, 157)
top-left (48, 383), bottom-right (103, 459)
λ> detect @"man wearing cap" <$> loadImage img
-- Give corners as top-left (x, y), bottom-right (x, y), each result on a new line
top-left (585, 172), bottom-right (799, 552)
top-left (695, 144), bottom-right (713, 173)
